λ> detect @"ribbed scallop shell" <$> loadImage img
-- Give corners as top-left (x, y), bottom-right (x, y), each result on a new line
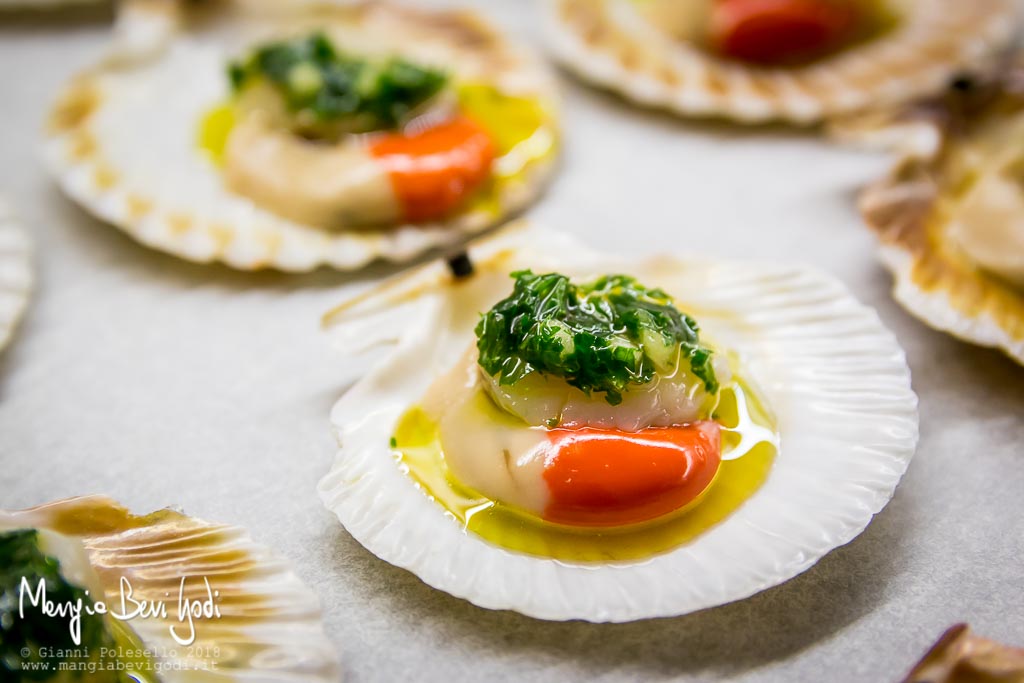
top-left (43, 0), bottom-right (559, 272)
top-left (861, 168), bottom-right (1024, 365)
top-left (0, 199), bottom-right (32, 355)
top-left (1, 496), bottom-right (341, 682)
top-left (858, 68), bottom-right (1024, 365)
top-left (544, 0), bottom-right (1017, 124)
top-left (318, 228), bottom-right (919, 622)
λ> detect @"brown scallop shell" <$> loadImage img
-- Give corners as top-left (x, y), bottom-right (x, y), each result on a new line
top-left (902, 624), bottom-right (1024, 683)
top-left (859, 63), bottom-right (1024, 364)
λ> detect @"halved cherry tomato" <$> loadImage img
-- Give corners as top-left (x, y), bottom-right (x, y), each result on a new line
top-left (711, 0), bottom-right (858, 65)
top-left (542, 421), bottom-right (721, 527)
top-left (369, 115), bottom-right (496, 223)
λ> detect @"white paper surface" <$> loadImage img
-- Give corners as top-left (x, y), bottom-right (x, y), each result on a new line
top-left (1, 2), bottom-right (1022, 681)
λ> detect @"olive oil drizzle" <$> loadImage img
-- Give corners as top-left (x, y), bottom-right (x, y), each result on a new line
top-left (391, 373), bottom-right (778, 563)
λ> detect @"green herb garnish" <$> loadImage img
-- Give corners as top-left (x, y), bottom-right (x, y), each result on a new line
top-left (229, 32), bottom-right (448, 135)
top-left (0, 529), bottom-right (112, 680)
top-left (475, 271), bottom-right (718, 405)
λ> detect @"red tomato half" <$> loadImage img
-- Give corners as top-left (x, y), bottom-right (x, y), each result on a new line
top-left (711, 0), bottom-right (858, 65)
top-left (542, 421), bottom-right (722, 527)
top-left (369, 115), bottom-right (496, 223)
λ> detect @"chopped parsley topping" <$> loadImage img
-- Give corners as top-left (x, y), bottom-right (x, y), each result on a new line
top-left (0, 529), bottom-right (112, 679)
top-left (229, 32), bottom-right (448, 135)
top-left (475, 271), bottom-right (718, 405)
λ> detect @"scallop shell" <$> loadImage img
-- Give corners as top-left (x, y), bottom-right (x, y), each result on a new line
top-left (318, 227), bottom-right (919, 622)
top-left (902, 624), bottom-right (1024, 683)
top-left (43, 0), bottom-right (559, 272)
top-left (0, 199), bottom-right (33, 355)
top-left (859, 70), bottom-right (1024, 365)
top-left (544, 0), bottom-right (1017, 125)
top-left (1, 495), bottom-right (341, 682)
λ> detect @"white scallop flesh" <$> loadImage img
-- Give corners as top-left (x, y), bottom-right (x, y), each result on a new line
top-left (480, 347), bottom-right (730, 431)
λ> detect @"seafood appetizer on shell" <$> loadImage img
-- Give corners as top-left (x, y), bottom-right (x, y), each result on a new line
top-left (544, 0), bottom-right (1017, 124)
top-left (44, 0), bottom-right (559, 271)
top-left (0, 496), bottom-right (340, 682)
top-left (319, 228), bottom-right (919, 621)
top-left (0, 199), bottom-right (33, 355)
top-left (859, 59), bottom-right (1024, 365)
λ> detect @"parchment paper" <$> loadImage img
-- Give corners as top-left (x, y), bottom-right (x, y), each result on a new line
top-left (1, 2), bottom-right (1021, 681)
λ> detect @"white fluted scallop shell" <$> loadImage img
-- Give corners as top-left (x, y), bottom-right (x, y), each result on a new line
top-left (43, 0), bottom-right (559, 272)
top-left (1, 496), bottom-right (341, 682)
top-left (544, 0), bottom-right (1017, 125)
top-left (318, 228), bottom-right (919, 622)
top-left (0, 199), bottom-right (32, 355)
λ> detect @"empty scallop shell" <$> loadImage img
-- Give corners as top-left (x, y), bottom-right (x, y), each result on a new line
top-left (859, 65), bottom-right (1024, 365)
top-left (318, 227), bottom-right (919, 622)
top-left (43, 0), bottom-right (559, 272)
top-left (544, 0), bottom-right (1017, 124)
top-left (1, 495), bottom-right (341, 682)
top-left (0, 199), bottom-right (32, 355)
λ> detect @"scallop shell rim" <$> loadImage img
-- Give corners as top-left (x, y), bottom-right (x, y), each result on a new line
top-left (881, 244), bottom-right (1024, 363)
top-left (860, 156), bottom-right (1024, 366)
